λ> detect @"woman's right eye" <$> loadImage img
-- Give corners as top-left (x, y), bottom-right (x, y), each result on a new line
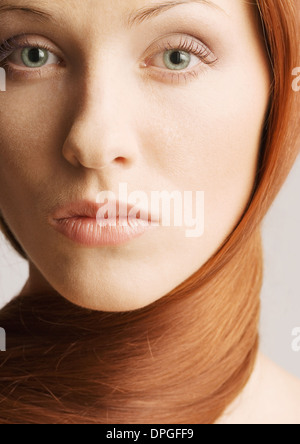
top-left (8, 46), bottom-right (60, 69)
top-left (0, 36), bottom-right (63, 78)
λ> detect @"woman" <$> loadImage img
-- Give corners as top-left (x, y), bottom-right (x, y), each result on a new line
top-left (0, 0), bottom-right (299, 424)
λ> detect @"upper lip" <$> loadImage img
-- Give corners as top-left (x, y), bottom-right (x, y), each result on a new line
top-left (51, 199), bottom-right (160, 223)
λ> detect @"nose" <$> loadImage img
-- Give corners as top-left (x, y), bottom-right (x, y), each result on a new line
top-left (62, 71), bottom-right (140, 171)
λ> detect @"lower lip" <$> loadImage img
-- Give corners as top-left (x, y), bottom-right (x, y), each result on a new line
top-left (51, 216), bottom-right (158, 247)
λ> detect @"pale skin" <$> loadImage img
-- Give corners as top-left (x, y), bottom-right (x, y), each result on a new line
top-left (0, 0), bottom-right (299, 423)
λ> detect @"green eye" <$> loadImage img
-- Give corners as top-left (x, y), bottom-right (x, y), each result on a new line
top-left (21, 47), bottom-right (49, 68)
top-left (163, 50), bottom-right (191, 71)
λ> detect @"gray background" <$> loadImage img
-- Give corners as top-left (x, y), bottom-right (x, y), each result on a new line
top-left (0, 156), bottom-right (299, 378)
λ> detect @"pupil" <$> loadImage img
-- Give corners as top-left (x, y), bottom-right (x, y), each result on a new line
top-left (170, 51), bottom-right (182, 65)
top-left (28, 48), bottom-right (42, 63)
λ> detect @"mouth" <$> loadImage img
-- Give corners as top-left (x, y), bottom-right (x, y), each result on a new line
top-left (49, 199), bottom-right (160, 247)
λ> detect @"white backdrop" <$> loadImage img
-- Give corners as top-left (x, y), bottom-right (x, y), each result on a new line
top-left (0, 156), bottom-right (299, 378)
top-left (260, 155), bottom-right (300, 378)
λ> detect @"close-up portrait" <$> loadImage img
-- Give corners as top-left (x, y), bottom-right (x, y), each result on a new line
top-left (0, 0), bottom-right (299, 425)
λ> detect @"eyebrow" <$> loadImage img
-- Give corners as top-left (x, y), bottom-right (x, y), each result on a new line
top-left (0, 0), bottom-right (226, 27)
top-left (0, 2), bottom-right (52, 22)
top-left (126, 0), bottom-right (227, 28)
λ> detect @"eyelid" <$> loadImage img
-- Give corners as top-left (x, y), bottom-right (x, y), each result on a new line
top-left (141, 33), bottom-right (217, 83)
top-left (143, 33), bottom-right (213, 58)
top-left (0, 34), bottom-right (64, 64)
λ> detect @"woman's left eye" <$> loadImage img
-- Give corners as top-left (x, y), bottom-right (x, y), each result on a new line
top-left (142, 35), bottom-right (217, 83)
top-left (9, 46), bottom-right (59, 68)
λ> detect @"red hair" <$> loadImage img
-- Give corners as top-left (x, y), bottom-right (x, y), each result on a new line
top-left (0, 0), bottom-right (299, 424)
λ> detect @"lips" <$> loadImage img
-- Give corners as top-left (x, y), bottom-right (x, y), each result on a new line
top-left (49, 199), bottom-right (160, 247)
top-left (51, 199), bottom-right (159, 223)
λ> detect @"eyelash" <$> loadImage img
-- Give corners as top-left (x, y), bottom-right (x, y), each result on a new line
top-left (0, 36), bottom-right (61, 79)
top-left (0, 34), bottom-right (217, 83)
top-left (145, 35), bottom-right (217, 83)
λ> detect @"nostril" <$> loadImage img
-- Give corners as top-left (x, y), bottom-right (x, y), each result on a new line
top-left (114, 157), bottom-right (131, 168)
top-left (115, 157), bottom-right (126, 164)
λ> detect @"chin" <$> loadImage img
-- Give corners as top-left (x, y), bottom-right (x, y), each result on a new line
top-left (58, 287), bottom-right (160, 313)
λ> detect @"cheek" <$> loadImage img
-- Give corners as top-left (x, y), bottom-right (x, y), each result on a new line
top-left (147, 63), bottom-right (269, 233)
top-left (140, 66), bottom-right (269, 264)
top-left (0, 82), bottom-right (67, 229)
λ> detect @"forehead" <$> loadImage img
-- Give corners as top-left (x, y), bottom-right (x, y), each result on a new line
top-left (0, 0), bottom-right (255, 27)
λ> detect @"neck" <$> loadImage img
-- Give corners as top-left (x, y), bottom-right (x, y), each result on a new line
top-left (0, 231), bottom-right (262, 424)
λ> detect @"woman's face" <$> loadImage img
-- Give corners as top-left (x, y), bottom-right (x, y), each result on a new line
top-left (0, 0), bottom-right (271, 311)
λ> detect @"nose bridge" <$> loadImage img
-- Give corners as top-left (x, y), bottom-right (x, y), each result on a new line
top-left (62, 55), bottom-right (139, 170)
top-left (69, 26), bottom-right (139, 136)
top-left (79, 55), bottom-right (133, 131)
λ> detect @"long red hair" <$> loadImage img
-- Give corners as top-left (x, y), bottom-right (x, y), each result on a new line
top-left (0, 0), bottom-right (299, 424)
